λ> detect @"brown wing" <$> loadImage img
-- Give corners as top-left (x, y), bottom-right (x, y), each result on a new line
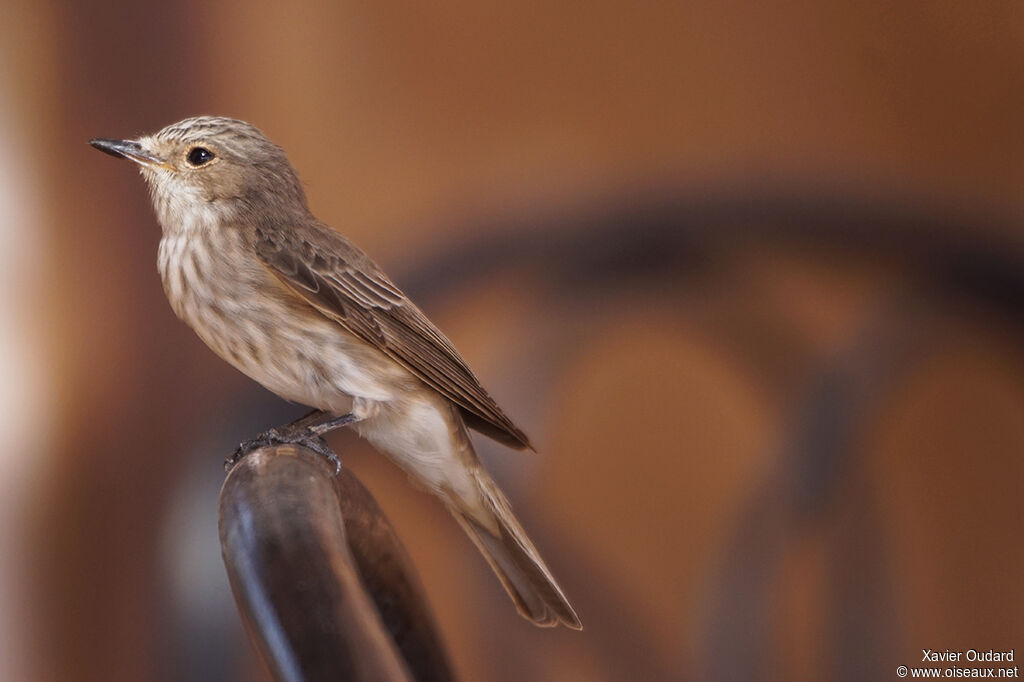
top-left (252, 223), bottom-right (532, 450)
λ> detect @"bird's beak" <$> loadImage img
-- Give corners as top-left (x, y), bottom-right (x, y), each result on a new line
top-left (89, 138), bottom-right (170, 170)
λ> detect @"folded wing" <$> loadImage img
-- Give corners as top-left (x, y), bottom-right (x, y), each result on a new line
top-left (252, 223), bottom-right (533, 450)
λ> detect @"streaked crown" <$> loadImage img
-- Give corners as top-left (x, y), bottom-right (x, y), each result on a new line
top-left (136, 116), bottom-right (310, 231)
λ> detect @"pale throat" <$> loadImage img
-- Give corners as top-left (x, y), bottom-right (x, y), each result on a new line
top-left (144, 170), bottom-right (232, 237)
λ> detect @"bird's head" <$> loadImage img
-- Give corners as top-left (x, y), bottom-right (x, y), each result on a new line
top-left (90, 116), bottom-right (309, 232)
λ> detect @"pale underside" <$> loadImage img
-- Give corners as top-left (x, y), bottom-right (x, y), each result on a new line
top-left (156, 220), bottom-right (523, 504)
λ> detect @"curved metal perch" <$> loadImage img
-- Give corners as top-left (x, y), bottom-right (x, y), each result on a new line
top-left (218, 444), bottom-right (455, 682)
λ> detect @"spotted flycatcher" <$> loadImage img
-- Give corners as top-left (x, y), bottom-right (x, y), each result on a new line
top-left (90, 116), bottom-right (580, 629)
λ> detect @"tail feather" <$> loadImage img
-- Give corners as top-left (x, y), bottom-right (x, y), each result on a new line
top-left (451, 470), bottom-right (582, 629)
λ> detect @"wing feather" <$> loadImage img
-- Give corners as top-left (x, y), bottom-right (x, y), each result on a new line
top-left (252, 224), bottom-right (532, 449)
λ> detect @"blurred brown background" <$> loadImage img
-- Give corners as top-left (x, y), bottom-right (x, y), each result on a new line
top-left (0, 1), bottom-right (1021, 680)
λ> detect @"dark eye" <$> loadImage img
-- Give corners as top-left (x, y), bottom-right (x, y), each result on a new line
top-left (186, 147), bottom-right (215, 166)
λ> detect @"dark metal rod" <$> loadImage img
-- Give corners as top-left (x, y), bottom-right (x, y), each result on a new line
top-left (218, 444), bottom-right (454, 682)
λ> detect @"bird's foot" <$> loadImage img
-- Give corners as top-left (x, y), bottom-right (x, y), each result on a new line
top-left (225, 426), bottom-right (342, 474)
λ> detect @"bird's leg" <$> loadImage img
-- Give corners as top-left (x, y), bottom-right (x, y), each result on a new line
top-left (267, 409), bottom-right (364, 441)
top-left (283, 408), bottom-right (332, 431)
top-left (283, 397), bottom-right (377, 437)
top-left (225, 408), bottom-right (366, 473)
top-left (266, 409), bottom-right (334, 439)
top-left (307, 412), bottom-right (361, 435)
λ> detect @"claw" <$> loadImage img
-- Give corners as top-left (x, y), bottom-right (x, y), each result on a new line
top-left (225, 427), bottom-right (342, 474)
top-left (301, 435), bottom-right (342, 474)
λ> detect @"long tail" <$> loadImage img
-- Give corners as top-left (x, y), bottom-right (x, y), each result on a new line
top-left (450, 468), bottom-right (582, 629)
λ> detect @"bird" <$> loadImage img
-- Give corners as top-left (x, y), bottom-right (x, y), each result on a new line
top-left (90, 116), bottom-right (581, 629)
